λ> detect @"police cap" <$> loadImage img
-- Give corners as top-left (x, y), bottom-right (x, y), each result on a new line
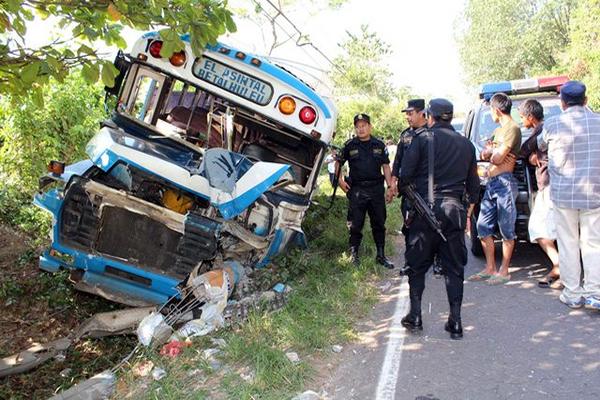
top-left (426, 98), bottom-right (454, 119)
top-left (401, 99), bottom-right (425, 112)
top-left (560, 80), bottom-right (586, 105)
top-left (354, 113), bottom-right (371, 126)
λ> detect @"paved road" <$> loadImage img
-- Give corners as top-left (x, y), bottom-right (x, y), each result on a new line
top-left (323, 238), bottom-right (600, 400)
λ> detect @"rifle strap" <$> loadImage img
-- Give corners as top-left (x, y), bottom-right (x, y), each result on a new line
top-left (427, 131), bottom-right (434, 207)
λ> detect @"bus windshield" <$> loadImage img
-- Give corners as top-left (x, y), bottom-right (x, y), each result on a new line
top-left (114, 33), bottom-right (337, 193)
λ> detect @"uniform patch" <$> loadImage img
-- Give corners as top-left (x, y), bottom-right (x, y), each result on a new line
top-left (373, 148), bottom-right (383, 155)
top-left (349, 149), bottom-right (359, 156)
top-left (401, 135), bottom-right (413, 145)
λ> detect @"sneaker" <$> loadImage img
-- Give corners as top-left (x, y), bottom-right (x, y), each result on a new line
top-left (584, 296), bottom-right (600, 311)
top-left (559, 293), bottom-right (585, 309)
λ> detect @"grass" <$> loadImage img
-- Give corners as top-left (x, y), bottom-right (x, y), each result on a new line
top-left (0, 175), bottom-right (402, 399)
top-left (115, 176), bottom-right (403, 399)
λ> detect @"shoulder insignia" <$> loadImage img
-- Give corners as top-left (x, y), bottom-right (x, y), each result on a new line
top-left (413, 127), bottom-right (428, 136)
top-left (373, 148), bottom-right (383, 154)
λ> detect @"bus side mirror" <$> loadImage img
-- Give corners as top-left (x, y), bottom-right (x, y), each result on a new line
top-left (104, 50), bottom-right (131, 98)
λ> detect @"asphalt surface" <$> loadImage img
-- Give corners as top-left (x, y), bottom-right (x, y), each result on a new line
top-left (323, 236), bottom-right (600, 400)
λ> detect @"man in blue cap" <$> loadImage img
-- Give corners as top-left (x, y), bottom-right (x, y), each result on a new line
top-left (538, 80), bottom-right (600, 311)
top-left (399, 98), bottom-right (480, 339)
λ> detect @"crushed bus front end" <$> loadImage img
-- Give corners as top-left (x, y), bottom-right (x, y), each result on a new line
top-left (34, 32), bottom-right (337, 306)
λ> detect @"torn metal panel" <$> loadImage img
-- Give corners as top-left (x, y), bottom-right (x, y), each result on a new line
top-left (48, 370), bottom-right (116, 400)
top-left (73, 307), bottom-right (157, 340)
top-left (0, 338), bottom-right (71, 378)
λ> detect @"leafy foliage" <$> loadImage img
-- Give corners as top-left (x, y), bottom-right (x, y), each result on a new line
top-left (0, 0), bottom-right (237, 102)
top-left (329, 26), bottom-right (418, 145)
top-left (0, 72), bottom-right (106, 192)
top-left (456, 0), bottom-right (574, 85)
top-left (561, 0), bottom-right (600, 110)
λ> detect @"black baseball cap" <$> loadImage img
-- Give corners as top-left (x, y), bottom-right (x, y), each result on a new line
top-left (426, 98), bottom-right (454, 119)
top-left (401, 99), bottom-right (425, 112)
top-left (354, 113), bottom-right (371, 125)
top-left (560, 80), bottom-right (586, 105)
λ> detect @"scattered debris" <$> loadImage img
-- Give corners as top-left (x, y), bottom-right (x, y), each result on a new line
top-left (137, 312), bottom-right (172, 347)
top-left (286, 352), bottom-right (300, 364)
top-left (132, 360), bottom-right (154, 377)
top-left (59, 368), bottom-right (72, 378)
top-left (203, 348), bottom-right (221, 359)
top-left (331, 345), bottom-right (343, 353)
top-left (48, 370), bottom-right (116, 400)
top-left (160, 340), bottom-right (191, 358)
top-left (152, 367), bottom-right (167, 381)
top-left (210, 338), bottom-right (227, 348)
top-left (291, 390), bottom-right (321, 400)
top-left (239, 367), bottom-right (255, 383)
top-left (0, 337), bottom-right (71, 378)
top-left (273, 283), bottom-right (286, 293)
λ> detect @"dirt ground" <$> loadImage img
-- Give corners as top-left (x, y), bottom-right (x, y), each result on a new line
top-left (0, 224), bottom-right (135, 400)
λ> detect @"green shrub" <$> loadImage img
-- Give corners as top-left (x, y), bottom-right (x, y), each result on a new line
top-left (0, 72), bottom-right (106, 193)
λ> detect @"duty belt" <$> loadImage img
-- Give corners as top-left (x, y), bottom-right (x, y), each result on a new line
top-left (353, 179), bottom-right (384, 187)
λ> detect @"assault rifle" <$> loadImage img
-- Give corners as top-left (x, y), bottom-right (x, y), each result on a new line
top-left (400, 183), bottom-right (447, 242)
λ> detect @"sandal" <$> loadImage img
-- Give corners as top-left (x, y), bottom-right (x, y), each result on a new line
top-left (467, 271), bottom-right (493, 281)
top-left (486, 274), bottom-right (511, 285)
top-left (538, 273), bottom-right (560, 288)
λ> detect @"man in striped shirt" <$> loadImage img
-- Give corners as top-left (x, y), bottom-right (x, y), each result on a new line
top-left (538, 80), bottom-right (600, 310)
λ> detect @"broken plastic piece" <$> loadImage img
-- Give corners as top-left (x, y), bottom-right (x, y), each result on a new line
top-left (137, 312), bottom-right (172, 347)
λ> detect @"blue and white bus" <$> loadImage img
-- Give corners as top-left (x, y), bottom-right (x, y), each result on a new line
top-left (34, 32), bottom-right (338, 306)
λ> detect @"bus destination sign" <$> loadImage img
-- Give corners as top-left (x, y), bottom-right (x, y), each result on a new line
top-left (193, 57), bottom-right (274, 106)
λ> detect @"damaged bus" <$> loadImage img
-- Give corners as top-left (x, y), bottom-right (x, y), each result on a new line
top-left (34, 32), bottom-right (337, 307)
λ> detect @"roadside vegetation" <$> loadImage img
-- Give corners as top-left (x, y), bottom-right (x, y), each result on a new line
top-left (114, 182), bottom-right (402, 399)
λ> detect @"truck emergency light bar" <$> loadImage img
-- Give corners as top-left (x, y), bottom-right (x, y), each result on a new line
top-left (479, 75), bottom-right (569, 100)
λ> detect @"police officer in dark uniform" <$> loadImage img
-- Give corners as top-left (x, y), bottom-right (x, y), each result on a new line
top-left (390, 99), bottom-right (444, 277)
top-left (336, 113), bottom-right (395, 269)
top-left (399, 99), bottom-right (480, 339)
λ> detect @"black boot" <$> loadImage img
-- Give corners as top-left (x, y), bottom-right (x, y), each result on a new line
top-left (444, 319), bottom-right (463, 340)
top-left (432, 256), bottom-right (444, 278)
top-left (445, 302), bottom-right (463, 339)
top-left (376, 246), bottom-right (394, 269)
top-left (401, 313), bottom-right (423, 331)
top-left (401, 292), bottom-right (423, 332)
top-left (350, 246), bottom-right (360, 266)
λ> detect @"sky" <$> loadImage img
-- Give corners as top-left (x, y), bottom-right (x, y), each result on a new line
top-left (24, 0), bottom-right (476, 113)
top-left (221, 0), bottom-right (476, 113)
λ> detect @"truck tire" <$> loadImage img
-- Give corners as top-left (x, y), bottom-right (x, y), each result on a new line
top-left (470, 214), bottom-right (483, 257)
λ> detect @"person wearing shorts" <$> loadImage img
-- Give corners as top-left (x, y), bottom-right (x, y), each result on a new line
top-left (469, 93), bottom-right (521, 285)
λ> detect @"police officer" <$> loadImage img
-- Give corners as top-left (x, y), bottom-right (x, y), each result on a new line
top-left (391, 99), bottom-right (428, 182)
top-left (336, 113), bottom-right (395, 268)
top-left (390, 99), bottom-right (444, 277)
top-left (399, 99), bottom-right (480, 339)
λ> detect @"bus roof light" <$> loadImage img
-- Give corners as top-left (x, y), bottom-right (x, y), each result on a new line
top-left (137, 53), bottom-right (148, 61)
top-left (235, 51), bottom-right (246, 60)
top-left (310, 130), bottom-right (322, 140)
top-left (250, 58), bottom-right (262, 67)
top-left (218, 47), bottom-right (231, 55)
top-left (170, 51), bottom-right (186, 67)
top-left (299, 106), bottom-right (317, 124)
top-left (278, 96), bottom-right (296, 115)
top-left (149, 41), bottom-right (163, 58)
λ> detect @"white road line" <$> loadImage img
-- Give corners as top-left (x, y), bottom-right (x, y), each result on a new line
top-left (375, 276), bottom-right (410, 400)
